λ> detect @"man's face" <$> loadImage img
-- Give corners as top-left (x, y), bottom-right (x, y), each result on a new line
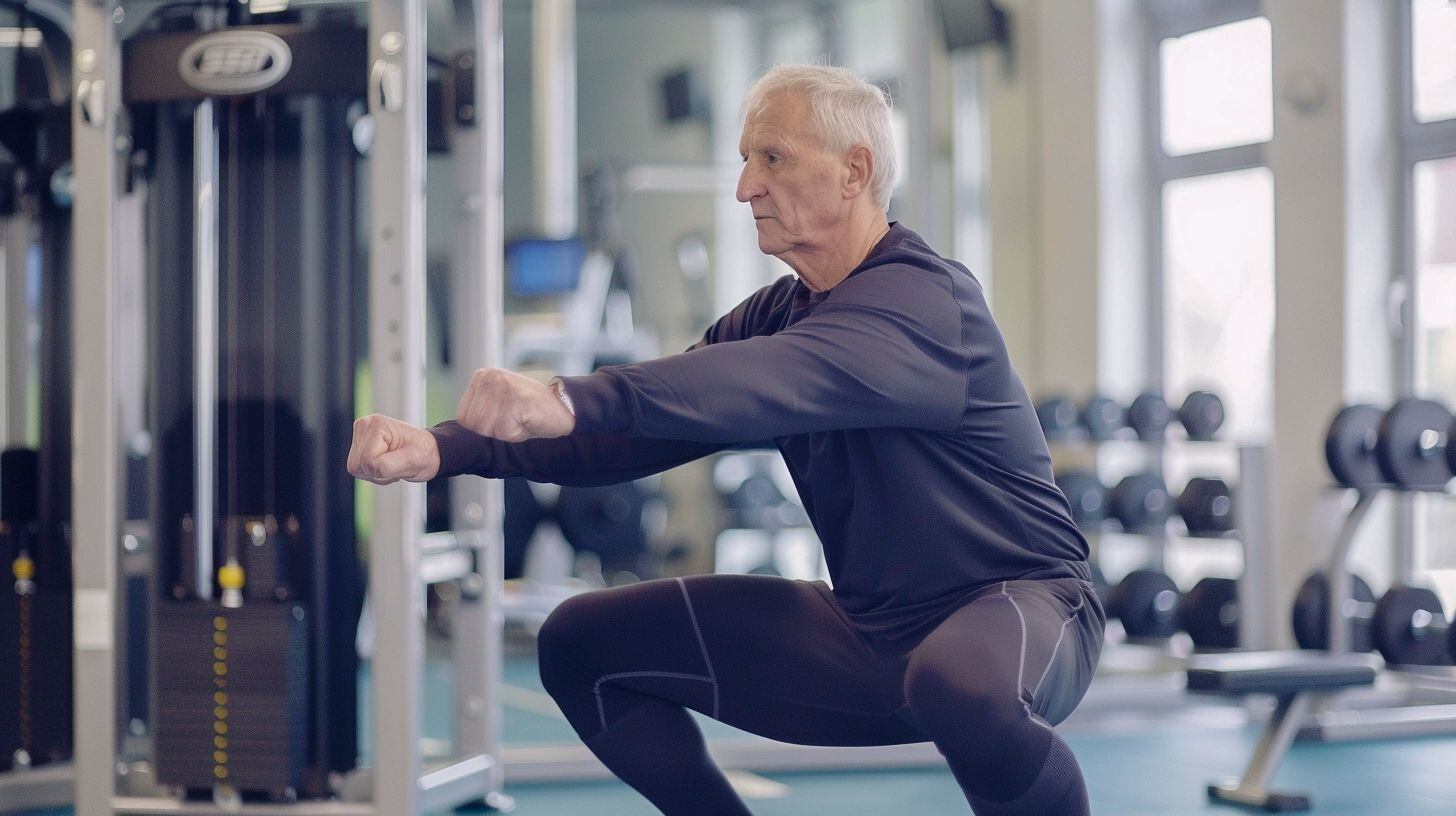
top-left (736, 92), bottom-right (848, 259)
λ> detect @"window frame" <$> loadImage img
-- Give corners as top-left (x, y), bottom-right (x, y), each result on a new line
top-left (1142, 0), bottom-right (1269, 400)
top-left (1398, 0), bottom-right (1456, 577)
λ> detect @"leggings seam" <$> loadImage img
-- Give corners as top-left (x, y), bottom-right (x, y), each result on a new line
top-left (676, 577), bottom-right (720, 720)
top-left (1000, 581), bottom-right (1029, 705)
top-left (593, 670), bottom-right (714, 732)
top-left (1029, 594), bottom-right (1086, 704)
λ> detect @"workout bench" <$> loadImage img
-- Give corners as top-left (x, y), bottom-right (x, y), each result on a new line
top-left (1186, 651), bottom-right (1378, 812)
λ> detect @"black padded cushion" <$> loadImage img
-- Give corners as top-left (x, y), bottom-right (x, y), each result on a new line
top-left (1187, 650), bottom-right (1378, 696)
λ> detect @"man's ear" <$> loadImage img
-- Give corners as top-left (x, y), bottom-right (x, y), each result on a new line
top-left (844, 144), bottom-right (874, 200)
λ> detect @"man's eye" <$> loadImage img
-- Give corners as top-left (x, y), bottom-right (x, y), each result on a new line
top-left (766, 153), bottom-right (780, 164)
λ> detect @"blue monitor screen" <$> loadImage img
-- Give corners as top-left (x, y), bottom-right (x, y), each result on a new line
top-left (507, 238), bottom-right (586, 297)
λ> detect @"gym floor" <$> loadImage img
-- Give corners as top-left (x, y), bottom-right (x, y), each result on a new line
top-left (480, 655), bottom-right (1456, 815)
top-left (26, 652), bottom-right (1456, 815)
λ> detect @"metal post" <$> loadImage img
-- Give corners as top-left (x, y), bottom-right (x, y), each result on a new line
top-left (192, 99), bottom-right (218, 600)
top-left (70, 0), bottom-right (122, 812)
top-left (3, 214), bottom-right (30, 445)
top-left (448, 0), bottom-right (506, 802)
top-left (1326, 489), bottom-right (1378, 655)
top-left (1237, 444), bottom-right (1272, 650)
top-left (367, 0), bottom-right (427, 809)
top-left (531, 0), bottom-right (575, 237)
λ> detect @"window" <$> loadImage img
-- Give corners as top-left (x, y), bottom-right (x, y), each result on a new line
top-left (1402, 0), bottom-right (1456, 602)
top-left (1159, 17), bottom-right (1273, 156)
top-left (1148, 4), bottom-right (1274, 442)
top-left (1412, 0), bottom-right (1456, 124)
top-left (1162, 167), bottom-right (1275, 441)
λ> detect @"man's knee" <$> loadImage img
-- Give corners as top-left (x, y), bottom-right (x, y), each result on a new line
top-left (537, 589), bottom-right (608, 693)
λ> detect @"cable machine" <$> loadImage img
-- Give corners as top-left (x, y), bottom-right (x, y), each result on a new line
top-left (0, 0), bottom-right (74, 810)
top-left (69, 0), bottom-right (506, 812)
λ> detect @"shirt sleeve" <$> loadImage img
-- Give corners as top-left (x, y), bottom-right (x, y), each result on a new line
top-left (430, 420), bottom-right (724, 486)
top-left (428, 278), bottom-right (796, 484)
top-left (560, 266), bottom-right (971, 443)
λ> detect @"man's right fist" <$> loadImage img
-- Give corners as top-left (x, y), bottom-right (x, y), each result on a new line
top-left (347, 414), bottom-right (441, 485)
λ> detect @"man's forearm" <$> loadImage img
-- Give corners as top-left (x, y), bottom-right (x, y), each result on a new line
top-left (429, 420), bottom-right (724, 486)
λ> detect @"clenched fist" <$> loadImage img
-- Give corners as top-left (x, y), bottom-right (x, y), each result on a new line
top-left (347, 414), bottom-right (441, 485)
top-left (456, 368), bottom-right (575, 442)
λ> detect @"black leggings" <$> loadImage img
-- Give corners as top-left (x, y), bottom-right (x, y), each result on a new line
top-left (537, 574), bottom-right (1104, 815)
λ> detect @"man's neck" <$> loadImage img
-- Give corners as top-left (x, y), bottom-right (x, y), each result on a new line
top-left (783, 214), bottom-right (892, 292)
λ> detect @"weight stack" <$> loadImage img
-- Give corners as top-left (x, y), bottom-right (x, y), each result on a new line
top-left (0, 587), bottom-right (73, 771)
top-left (154, 600), bottom-right (307, 795)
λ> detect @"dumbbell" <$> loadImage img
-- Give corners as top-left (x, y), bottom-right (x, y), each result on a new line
top-left (1290, 571), bottom-right (1377, 652)
top-left (1081, 395), bottom-right (1127, 441)
top-left (1108, 473), bottom-right (1173, 533)
top-left (1372, 584), bottom-right (1455, 666)
top-left (1107, 569), bottom-right (1182, 639)
top-left (1178, 576), bottom-right (1240, 650)
top-left (1324, 403), bottom-right (1386, 488)
top-left (1054, 470), bottom-right (1107, 528)
top-left (1035, 396), bottom-right (1081, 441)
top-left (1376, 398), bottom-right (1453, 490)
top-left (1325, 398), bottom-right (1455, 490)
top-left (1177, 477), bottom-right (1235, 536)
top-left (1178, 390), bottom-right (1226, 441)
top-left (1128, 392), bottom-right (1173, 441)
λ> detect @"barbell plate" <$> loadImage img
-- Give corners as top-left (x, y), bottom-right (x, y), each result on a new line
top-left (1375, 398), bottom-right (1454, 490)
top-left (1324, 404), bottom-right (1387, 489)
top-left (1373, 584), bottom-right (1450, 666)
top-left (1291, 571), bottom-right (1376, 653)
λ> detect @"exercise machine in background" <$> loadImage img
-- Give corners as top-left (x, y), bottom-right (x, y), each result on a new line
top-left (0, 0), bottom-right (74, 809)
top-left (68, 0), bottom-right (509, 812)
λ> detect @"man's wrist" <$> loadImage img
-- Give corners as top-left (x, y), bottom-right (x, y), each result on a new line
top-left (549, 378), bottom-right (576, 417)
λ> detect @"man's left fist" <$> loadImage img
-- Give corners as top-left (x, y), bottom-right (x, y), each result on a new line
top-left (457, 368), bottom-right (575, 443)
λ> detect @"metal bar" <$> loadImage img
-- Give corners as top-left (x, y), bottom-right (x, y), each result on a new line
top-left (1326, 490), bottom-right (1378, 655)
top-left (0, 762), bottom-right (74, 810)
top-left (112, 798), bottom-right (375, 815)
top-left (531, 0), bottom-right (575, 236)
top-left (416, 754), bottom-right (494, 813)
top-left (3, 213), bottom-right (29, 444)
top-left (503, 740), bottom-right (949, 784)
top-left (1300, 702), bottom-right (1456, 743)
top-left (71, 0), bottom-right (123, 812)
top-left (1237, 445), bottom-right (1272, 650)
top-left (193, 98), bottom-right (218, 600)
top-left (445, 0), bottom-right (505, 802)
top-left (366, 0), bottom-right (428, 807)
top-left (1240, 693), bottom-right (1311, 793)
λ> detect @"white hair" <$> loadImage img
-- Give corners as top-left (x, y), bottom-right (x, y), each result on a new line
top-left (742, 64), bottom-right (899, 212)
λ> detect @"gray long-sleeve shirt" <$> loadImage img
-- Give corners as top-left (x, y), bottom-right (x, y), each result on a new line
top-left (431, 223), bottom-right (1090, 633)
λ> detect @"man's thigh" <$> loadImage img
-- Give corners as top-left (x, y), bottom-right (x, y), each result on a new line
top-left (543, 573), bottom-right (923, 747)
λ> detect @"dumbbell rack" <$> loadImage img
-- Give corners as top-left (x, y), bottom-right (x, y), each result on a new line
top-left (1298, 484), bottom-right (1456, 744)
top-left (1055, 435), bottom-right (1250, 645)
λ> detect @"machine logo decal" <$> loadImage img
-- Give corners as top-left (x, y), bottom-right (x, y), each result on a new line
top-left (179, 31), bottom-right (293, 95)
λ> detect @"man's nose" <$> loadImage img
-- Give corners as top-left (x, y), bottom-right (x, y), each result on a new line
top-left (736, 164), bottom-right (761, 203)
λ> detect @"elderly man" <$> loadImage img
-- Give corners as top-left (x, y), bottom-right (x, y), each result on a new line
top-left (349, 65), bottom-right (1103, 815)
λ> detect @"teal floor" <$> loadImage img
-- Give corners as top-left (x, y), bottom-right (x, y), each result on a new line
top-left (481, 654), bottom-right (1456, 815)
top-left (16, 654), bottom-right (1456, 814)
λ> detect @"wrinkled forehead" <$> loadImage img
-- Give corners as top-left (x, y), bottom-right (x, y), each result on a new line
top-left (740, 90), bottom-right (821, 148)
